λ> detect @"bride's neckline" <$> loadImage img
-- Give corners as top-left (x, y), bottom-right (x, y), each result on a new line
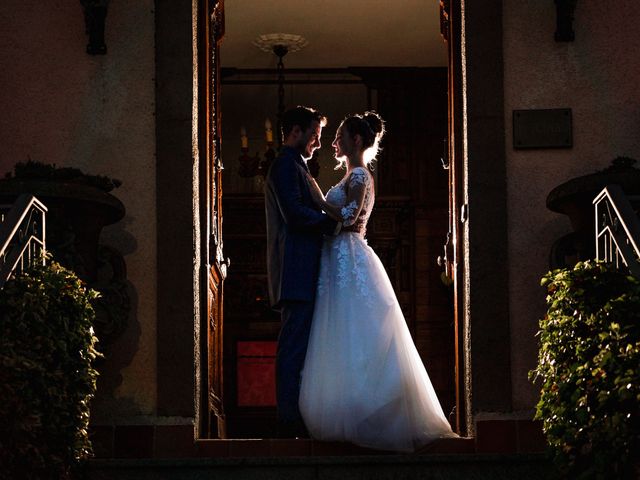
top-left (346, 164), bottom-right (366, 173)
top-left (344, 166), bottom-right (369, 179)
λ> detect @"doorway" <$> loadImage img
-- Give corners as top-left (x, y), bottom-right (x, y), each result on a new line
top-left (216, 1), bottom-right (456, 438)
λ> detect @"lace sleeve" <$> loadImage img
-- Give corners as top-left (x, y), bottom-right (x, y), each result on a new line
top-left (340, 167), bottom-right (370, 227)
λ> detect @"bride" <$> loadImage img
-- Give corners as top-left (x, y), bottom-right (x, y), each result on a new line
top-left (299, 112), bottom-right (457, 452)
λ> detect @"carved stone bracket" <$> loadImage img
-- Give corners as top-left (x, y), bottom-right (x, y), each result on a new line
top-left (555, 0), bottom-right (577, 42)
top-left (80, 0), bottom-right (109, 55)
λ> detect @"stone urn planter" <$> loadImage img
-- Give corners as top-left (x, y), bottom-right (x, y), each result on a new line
top-left (0, 162), bottom-right (129, 344)
top-left (546, 156), bottom-right (640, 268)
top-left (0, 177), bottom-right (124, 281)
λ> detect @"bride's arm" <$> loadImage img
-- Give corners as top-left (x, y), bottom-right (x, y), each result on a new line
top-left (306, 170), bottom-right (368, 227)
top-left (340, 169), bottom-right (368, 227)
top-left (306, 175), bottom-right (343, 221)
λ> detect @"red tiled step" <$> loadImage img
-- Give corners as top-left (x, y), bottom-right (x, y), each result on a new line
top-left (194, 437), bottom-right (475, 458)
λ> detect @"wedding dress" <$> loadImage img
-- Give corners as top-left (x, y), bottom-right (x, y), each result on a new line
top-left (299, 167), bottom-right (457, 452)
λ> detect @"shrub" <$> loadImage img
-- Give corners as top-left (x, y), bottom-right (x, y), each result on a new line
top-left (0, 260), bottom-right (101, 480)
top-left (531, 260), bottom-right (640, 479)
top-left (5, 159), bottom-right (122, 192)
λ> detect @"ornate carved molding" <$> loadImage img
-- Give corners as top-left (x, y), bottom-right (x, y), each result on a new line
top-left (211, 0), bottom-right (225, 42)
top-left (439, 0), bottom-right (450, 42)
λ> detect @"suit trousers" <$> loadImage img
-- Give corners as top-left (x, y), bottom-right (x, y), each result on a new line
top-left (276, 300), bottom-right (314, 432)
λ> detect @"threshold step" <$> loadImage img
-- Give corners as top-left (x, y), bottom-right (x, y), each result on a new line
top-left (194, 437), bottom-right (475, 457)
top-left (87, 453), bottom-right (553, 480)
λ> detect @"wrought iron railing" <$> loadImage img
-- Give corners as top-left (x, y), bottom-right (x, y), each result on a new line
top-left (0, 194), bottom-right (47, 288)
top-left (593, 184), bottom-right (640, 277)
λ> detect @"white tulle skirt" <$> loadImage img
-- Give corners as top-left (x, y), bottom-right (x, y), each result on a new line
top-left (299, 232), bottom-right (457, 452)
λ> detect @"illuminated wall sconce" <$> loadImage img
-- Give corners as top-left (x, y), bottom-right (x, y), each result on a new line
top-left (238, 121), bottom-right (277, 178)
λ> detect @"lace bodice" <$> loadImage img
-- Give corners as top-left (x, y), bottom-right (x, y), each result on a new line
top-left (326, 167), bottom-right (374, 236)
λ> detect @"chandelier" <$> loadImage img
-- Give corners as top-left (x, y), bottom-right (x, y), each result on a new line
top-left (238, 34), bottom-right (308, 179)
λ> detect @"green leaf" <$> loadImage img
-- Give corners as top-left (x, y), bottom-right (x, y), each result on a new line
top-left (532, 260), bottom-right (640, 478)
top-left (0, 258), bottom-right (101, 477)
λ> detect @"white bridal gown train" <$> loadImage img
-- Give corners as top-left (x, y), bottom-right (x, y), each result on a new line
top-left (299, 167), bottom-right (457, 452)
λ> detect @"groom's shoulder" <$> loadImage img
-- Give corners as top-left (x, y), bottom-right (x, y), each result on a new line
top-left (271, 149), bottom-right (302, 173)
top-left (268, 155), bottom-right (287, 176)
top-left (277, 146), bottom-right (298, 162)
top-left (266, 154), bottom-right (292, 185)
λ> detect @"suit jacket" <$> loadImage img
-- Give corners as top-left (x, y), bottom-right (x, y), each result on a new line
top-left (265, 146), bottom-right (338, 308)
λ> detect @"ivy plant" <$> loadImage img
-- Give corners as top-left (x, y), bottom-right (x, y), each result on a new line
top-left (0, 259), bottom-right (101, 479)
top-left (531, 260), bottom-right (640, 479)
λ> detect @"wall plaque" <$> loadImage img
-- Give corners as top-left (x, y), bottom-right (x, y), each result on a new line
top-left (513, 108), bottom-right (572, 149)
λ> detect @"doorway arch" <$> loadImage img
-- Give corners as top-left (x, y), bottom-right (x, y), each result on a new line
top-left (154, 0), bottom-right (511, 440)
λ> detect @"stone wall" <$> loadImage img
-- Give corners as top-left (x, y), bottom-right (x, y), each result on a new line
top-left (0, 0), bottom-right (157, 421)
top-left (504, 0), bottom-right (640, 410)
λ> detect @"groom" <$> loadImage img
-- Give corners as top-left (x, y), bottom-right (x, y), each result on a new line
top-left (265, 106), bottom-right (341, 438)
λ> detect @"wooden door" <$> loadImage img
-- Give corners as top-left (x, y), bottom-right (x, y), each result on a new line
top-left (440, 0), bottom-right (466, 435)
top-left (199, 0), bottom-right (227, 438)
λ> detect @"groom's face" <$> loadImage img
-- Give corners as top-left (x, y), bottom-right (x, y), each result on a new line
top-left (299, 120), bottom-right (322, 160)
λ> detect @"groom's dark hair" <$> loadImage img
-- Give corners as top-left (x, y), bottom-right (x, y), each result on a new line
top-left (280, 106), bottom-right (327, 139)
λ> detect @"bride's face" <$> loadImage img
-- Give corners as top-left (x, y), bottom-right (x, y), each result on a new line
top-left (332, 126), bottom-right (355, 160)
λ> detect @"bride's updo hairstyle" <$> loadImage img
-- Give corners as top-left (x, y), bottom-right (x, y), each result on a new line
top-left (336, 111), bottom-right (386, 169)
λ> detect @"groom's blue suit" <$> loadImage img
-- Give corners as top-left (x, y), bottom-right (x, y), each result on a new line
top-left (265, 146), bottom-right (338, 434)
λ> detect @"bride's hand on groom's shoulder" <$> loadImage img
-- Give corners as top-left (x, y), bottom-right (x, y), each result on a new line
top-left (305, 173), bottom-right (325, 206)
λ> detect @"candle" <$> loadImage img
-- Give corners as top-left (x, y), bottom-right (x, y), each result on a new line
top-left (265, 118), bottom-right (273, 143)
top-left (240, 126), bottom-right (248, 149)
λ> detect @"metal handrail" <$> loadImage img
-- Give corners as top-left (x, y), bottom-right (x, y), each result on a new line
top-left (593, 184), bottom-right (640, 278)
top-left (0, 194), bottom-right (48, 288)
